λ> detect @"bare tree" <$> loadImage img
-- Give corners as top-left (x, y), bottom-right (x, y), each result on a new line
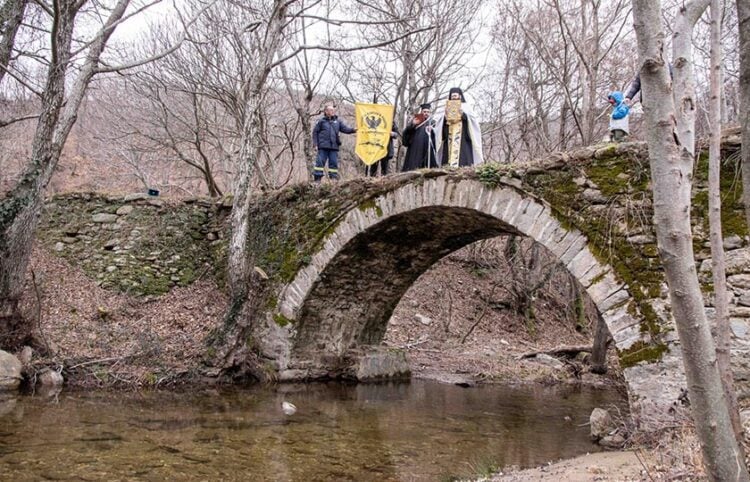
top-left (547, 0), bottom-right (632, 145)
top-left (707, 0), bottom-right (742, 442)
top-left (501, 235), bottom-right (561, 335)
top-left (631, 0), bottom-right (748, 478)
top-left (0, 0), bottom-right (27, 88)
top-left (483, 0), bottom-right (634, 162)
top-left (278, 0), bottom-right (336, 178)
top-left (333, 0), bottom-right (484, 149)
top-left (0, 0), bottom-right (197, 347)
top-left (213, 0), bottom-right (433, 351)
top-left (673, 0), bottom-right (711, 155)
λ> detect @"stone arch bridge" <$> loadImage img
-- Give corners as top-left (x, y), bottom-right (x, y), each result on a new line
top-left (37, 138), bottom-right (748, 421)
top-left (212, 138), bottom-right (748, 419)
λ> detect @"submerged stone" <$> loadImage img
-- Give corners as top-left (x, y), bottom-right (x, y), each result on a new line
top-left (0, 351), bottom-right (22, 391)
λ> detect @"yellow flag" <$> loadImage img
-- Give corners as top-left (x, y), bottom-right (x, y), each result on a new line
top-left (355, 103), bottom-right (394, 166)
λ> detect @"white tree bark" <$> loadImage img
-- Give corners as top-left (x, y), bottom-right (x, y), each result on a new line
top-left (0, 0), bottom-right (27, 87)
top-left (672, 0), bottom-right (710, 156)
top-left (0, 0), bottom-right (182, 346)
top-left (226, 0), bottom-right (289, 301)
top-left (708, 0), bottom-right (742, 441)
top-left (631, 0), bottom-right (749, 479)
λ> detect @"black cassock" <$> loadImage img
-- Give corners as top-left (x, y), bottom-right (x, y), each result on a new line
top-left (401, 120), bottom-right (437, 172)
top-left (441, 114), bottom-right (474, 167)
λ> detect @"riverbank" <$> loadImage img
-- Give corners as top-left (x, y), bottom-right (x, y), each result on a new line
top-left (20, 240), bottom-right (622, 390)
top-left (485, 423), bottom-right (710, 481)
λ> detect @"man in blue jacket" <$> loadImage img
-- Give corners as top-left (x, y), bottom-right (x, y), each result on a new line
top-left (312, 105), bottom-right (356, 182)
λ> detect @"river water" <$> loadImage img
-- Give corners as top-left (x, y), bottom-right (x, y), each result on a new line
top-left (0, 380), bottom-right (624, 481)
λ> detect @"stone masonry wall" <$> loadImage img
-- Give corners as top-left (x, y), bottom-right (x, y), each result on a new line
top-left (37, 193), bottom-right (229, 296)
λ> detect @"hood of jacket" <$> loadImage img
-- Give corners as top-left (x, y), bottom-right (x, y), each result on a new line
top-left (608, 91), bottom-right (624, 105)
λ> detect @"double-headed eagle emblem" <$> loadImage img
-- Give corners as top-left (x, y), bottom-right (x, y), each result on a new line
top-left (365, 114), bottom-right (382, 129)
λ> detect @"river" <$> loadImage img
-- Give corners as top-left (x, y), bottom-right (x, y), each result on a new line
top-left (0, 380), bottom-right (624, 481)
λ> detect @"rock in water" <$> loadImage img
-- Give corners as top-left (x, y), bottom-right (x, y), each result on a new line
top-left (0, 351), bottom-right (22, 391)
top-left (281, 401), bottom-right (297, 416)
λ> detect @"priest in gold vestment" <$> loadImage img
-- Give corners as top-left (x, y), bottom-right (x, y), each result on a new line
top-left (433, 87), bottom-right (484, 167)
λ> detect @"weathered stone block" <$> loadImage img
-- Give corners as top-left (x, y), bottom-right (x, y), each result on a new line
top-left (566, 248), bottom-right (599, 280)
top-left (92, 213), bottom-right (118, 223)
top-left (356, 349), bottom-right (411, 381)
top-left (511, 199), bottom-right (545, 235)
top-left (123, 193), bottom-right (148, 202)
top-left (37, 368), bottom-right (64, 388)
top-left (0, 351), bottom-right (22, 391)
top-left (729, 274), bottom-right (750, 289)
top-left (701, 248), bottom-right (750, 274)
top-left (116, 205), bottom-right (134, 216)
top-left (627, 234), bottom-right (656, 245)
top-left (590, 407), bottom-right (615, 440)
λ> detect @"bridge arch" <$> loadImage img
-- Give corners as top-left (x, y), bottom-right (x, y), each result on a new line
top-left (275, 175), bottom-right (641, 366)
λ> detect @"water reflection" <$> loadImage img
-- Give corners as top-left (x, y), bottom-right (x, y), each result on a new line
top-left (0, 380), bottom-right (624, 481)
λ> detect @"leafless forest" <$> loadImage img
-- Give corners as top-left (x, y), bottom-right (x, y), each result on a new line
top-left (0, 0), bottom-right (741, 197)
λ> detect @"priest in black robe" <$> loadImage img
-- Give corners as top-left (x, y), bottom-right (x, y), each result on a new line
top-left (401, 103), bottom-right (438, 172)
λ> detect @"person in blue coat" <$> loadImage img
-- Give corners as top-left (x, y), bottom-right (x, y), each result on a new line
top-left (312, 105), bottom-right (356, 182)
top-left (607, 91), bottom-right (630, 142)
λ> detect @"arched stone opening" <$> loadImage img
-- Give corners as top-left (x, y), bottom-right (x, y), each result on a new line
top-left (292, 206), bottom-right (517, 357)
top-left (276, 178), bottom-right (637, 377)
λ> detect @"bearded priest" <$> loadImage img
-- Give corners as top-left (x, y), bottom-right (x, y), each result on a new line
top-left (433, 87), bottom-right (484, 167)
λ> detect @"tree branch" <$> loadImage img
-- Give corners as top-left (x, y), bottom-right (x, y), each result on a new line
top-left (0, 114), bottom-right (39, 128)
top-left (93, 0), bottom-right (214, 74)
top-left (271, 25), bottom-right (435, 69)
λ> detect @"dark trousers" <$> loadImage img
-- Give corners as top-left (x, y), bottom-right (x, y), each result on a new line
top-left (314, 149), bottom-right (339, 181)
top-left (610, 129), bottom-right (628, 142)
top-left (366, 157), bottom-right (390, 177)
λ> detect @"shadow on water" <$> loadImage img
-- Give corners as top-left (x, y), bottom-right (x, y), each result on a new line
top-left (0, 380), bottom-right (625, 481)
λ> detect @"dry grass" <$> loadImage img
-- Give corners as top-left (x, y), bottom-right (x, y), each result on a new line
top-left (19, 245), bottom-right (226, 387)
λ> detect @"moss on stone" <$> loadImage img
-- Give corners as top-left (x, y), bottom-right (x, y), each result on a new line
top-left (358, 198), bottom-right (383, 217)
top-left (692, 153), bottom-right (748, 238)
top-left (618, 341), bottom-right (668, 369)
top-left (38, 194), bottom-right (225, 297)
top-left (524, 154), bottom-right (663, 339)
top-left (273, 313), bottom-right (293, 327)
top-left (476, 163), bottom-right (507, 189)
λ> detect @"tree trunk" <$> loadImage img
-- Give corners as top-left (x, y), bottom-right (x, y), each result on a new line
top-left (0, 1), bottom-right (77, 346)
top-left (738, 0), bottom-right (750, 231)
top-left (227, 91), bottom-right (263, 301)
top-left (631, 0), bottom-right (749, 479)
top-left (226, 0), bottom-right (287, 302)
top-left (590, 314), bottom-right (609, 375)
top-left (709, 0), bottom-right (742, 442)
top-left (0, 0), bottom-right (27, 86)
top-left (672, 0), bottom-right (710, 156)
top-left (279, 61), bottom-right (316, 181)
top-left (558, 99), bottom-right (569, 149)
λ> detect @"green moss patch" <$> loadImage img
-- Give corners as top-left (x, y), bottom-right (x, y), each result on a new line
top-left (618, 341), bottom-right (668, 369)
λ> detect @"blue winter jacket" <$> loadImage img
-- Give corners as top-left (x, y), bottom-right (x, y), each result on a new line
top-left (608, 91), bottom-right (630, 120)
top-left (312, 115), bottom-right (355, 151)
